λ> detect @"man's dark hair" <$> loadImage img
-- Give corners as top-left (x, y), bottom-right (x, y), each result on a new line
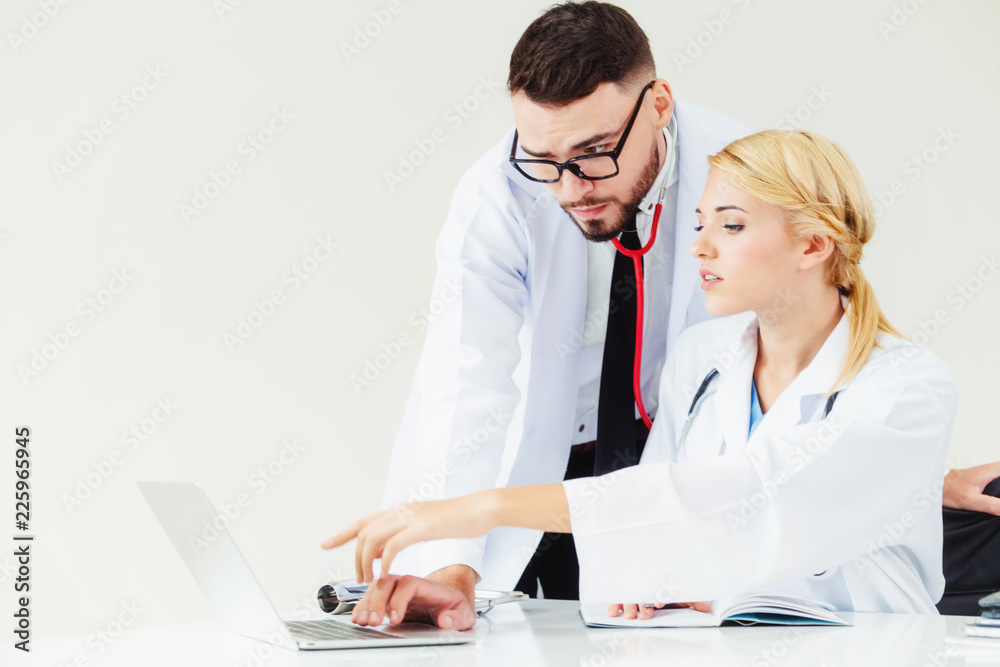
top-left (508, 1), bottom-right (655, 107)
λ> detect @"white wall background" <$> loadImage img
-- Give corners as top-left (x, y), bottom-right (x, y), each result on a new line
top-left (1, 0), bottom-right (998, 644)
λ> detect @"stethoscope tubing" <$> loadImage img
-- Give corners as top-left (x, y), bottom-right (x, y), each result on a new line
top-left (609, 120), bottom-right (678, 430)
top-left (675, 368), bottom-right (841, 462)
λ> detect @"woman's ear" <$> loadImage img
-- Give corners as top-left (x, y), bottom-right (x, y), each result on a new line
top-left (800, 234), bottom-right (836, 271)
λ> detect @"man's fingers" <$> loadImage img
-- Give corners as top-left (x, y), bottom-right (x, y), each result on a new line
top-left (352, 577), bottom-right (399, 626)
top-left (964, 492), bottom-right (1000, 517)
top-left (366, 576), bottom-right (399, 626)
top-left (622, 603), bottom-right (640, 619)
top-left (387, 576), bottom-right (475, 629)
top-left (607, 603), bottom-right (623, 618)
top-left (973, 461), bottom-right (1000, 484)
top-left (385, 575), bottom-right (422, 625)
top-left (352, 586), bottom-right (373, 625)
top-left (351, 587), bottom-right (371, 625)
top-left (437, 607), bottom-right (476, 631)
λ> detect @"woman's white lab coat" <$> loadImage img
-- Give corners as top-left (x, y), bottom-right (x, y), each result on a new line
top-left (563, 311), bottom-right (958, 613)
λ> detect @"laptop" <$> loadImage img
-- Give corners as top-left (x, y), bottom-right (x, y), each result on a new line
top-left (137, 480), bottom-right (473, 650)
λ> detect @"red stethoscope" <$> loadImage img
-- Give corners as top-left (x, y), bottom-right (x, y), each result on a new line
top-left (611, 183), bottom-right (667, 430)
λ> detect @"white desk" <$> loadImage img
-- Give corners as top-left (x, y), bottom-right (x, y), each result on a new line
top-left (6, 601), bottom-right (1000, 666)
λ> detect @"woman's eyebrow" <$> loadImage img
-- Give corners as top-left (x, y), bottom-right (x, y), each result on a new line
top-left (694, 205), bottom-right (749, 214)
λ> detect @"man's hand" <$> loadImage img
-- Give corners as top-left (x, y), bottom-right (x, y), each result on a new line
top-left (607, 601), bottom-right (712, 620)
top-left (943, 462), bottom-right (1000, 516)
top-left (425, 563), bottom-right (479, 604)
top-left (349, 574), bottom-right (477, 630)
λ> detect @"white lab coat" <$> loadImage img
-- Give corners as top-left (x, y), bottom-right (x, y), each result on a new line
top-left (564, 311), bottom-right (959, 613)
top-left (381, 102), bottom-right (749, 589)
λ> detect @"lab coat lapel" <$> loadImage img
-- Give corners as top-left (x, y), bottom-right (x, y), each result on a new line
top-left (747, 313), bottom-right (851, 445)
top-left (508, 190), bottom-right (589, 487)
top-left (710, 317), bottom-right (758, 454)
top-left (666, 106), bottom-right (711, 349)
top-left (784, 312), bottom-right (850, 422)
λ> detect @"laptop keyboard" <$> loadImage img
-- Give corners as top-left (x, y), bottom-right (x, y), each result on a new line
top-left (286, 619), bottom-right (404, 641)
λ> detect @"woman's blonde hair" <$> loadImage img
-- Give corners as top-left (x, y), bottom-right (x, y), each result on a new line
top-left (707, 130), bottom-right (901, 390)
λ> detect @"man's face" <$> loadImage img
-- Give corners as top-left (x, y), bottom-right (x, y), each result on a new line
top-left (511, 81), bottom-right (671, 242)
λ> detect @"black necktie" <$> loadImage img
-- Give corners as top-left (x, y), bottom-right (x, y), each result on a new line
top-left (594, 227), bottom-right (642, 476)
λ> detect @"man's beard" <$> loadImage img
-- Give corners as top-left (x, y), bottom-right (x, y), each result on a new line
top-left (560, 139), bottom-right (661, 243)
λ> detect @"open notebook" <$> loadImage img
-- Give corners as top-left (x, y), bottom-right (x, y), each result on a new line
top-left (581, 593), bottom-right (850, 628)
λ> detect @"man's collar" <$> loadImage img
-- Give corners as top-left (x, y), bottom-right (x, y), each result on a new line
top-left (638, 116), bottom-right (679, 216)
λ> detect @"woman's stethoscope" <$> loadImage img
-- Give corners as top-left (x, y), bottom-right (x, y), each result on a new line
top-left (674, 369), bottom-right (842, 462)
top-left (612, 119), bottom-right (678, 430)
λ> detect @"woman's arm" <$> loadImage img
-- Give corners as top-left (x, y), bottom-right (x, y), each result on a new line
top-left (321, 483), bottom-right (569, 583)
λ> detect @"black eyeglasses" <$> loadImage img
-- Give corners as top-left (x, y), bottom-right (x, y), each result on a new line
top-left (509, 81), bottom-right (655, 184)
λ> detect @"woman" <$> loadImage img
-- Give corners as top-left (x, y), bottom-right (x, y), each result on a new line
top-left (322, 130), bottom-right (958, 623)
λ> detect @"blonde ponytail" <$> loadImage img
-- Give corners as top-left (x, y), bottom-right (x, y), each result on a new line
top-left (837, 265), bottom-right (900, 390)
top-left (707, 130), bottom-right (901, 391)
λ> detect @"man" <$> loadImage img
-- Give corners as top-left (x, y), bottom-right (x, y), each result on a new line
top-left (333, 2), bottom-right (1000, 628)
top-left (337, 1), bottom-right (747, 629)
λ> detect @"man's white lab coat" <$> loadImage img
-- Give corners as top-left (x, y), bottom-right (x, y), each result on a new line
top-left (381, 102), bottom-right (749, 589)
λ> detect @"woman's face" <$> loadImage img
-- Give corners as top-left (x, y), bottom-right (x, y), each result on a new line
top-left (691, 170), bottom-right (811, 320)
